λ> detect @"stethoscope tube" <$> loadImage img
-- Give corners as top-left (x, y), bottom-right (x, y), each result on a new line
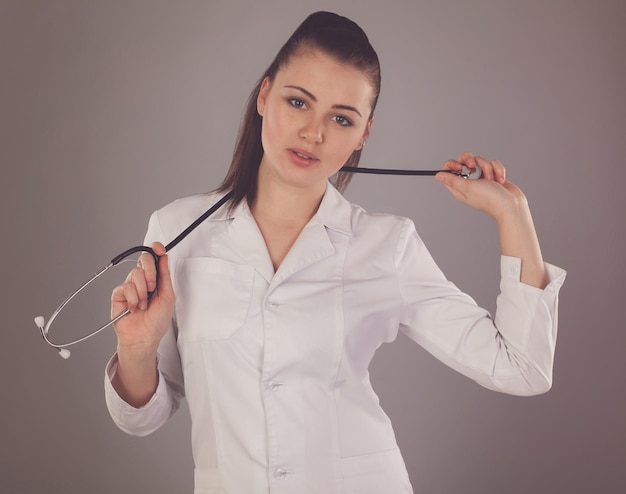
top-left (35, 247), bottom-right (158, 357)
top-left (34, 193), bottom-right (234, 357)
top-left (340, 165), bottom-right (482, 179)
top-left (35, 165), bottom-right (481, 357)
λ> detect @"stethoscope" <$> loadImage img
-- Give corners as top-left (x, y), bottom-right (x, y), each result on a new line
top-left (34, 165), bottom-right (481, 358)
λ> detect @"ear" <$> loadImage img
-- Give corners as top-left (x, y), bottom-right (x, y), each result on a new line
top-left (257, 77), bottom-right (271, 117)
top-left (357, 117), bottom-right (374, 150)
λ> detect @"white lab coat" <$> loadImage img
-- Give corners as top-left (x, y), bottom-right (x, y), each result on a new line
top-left (105, 183), bottom-right (566, 493)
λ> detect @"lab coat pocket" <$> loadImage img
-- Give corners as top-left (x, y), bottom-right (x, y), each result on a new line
top-left (341, 448), bottom-right (413, 493)
top-left (175, 257), bottom-right (254, 341)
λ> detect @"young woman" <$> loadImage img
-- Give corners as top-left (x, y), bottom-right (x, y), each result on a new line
top-left (105, 11), bottom-right (566, 493)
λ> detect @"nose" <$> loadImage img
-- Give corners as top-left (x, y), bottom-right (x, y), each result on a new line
top-left (299, 115), bottom-right (323, 144)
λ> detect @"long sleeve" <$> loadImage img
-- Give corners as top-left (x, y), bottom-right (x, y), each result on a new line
top-left (396, 218), bottom-right (566, 396)
top-left (103, 336), bottom-right (183, 436)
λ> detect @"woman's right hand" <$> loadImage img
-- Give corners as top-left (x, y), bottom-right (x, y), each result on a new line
top-left (111, 241), bottom-right (176, 360)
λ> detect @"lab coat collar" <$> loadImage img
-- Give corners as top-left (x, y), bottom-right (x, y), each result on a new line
top-left (314, 182), bottom-right (353, 235)
top-left (213, 182), bottom-right (353, 284)
top-left (210, 182), bottom-right (353, 235)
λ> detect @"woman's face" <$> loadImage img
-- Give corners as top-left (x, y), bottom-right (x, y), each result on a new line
top-left (256, 49), bottom-right (374, 195)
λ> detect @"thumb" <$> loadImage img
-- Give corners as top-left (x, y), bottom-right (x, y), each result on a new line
top-left (436, 171), bottom-right (469, 201)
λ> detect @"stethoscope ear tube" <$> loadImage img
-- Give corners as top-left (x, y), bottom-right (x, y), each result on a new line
top-left (35, 249), bottom-right (159, 354)
top-left (111, 191), bottom-right (235, 297)
top-left (111, 245), bottom-right (160, 299)
top-left (110, 245), bottom-right (159, 268)
top-left (35, 192), bottom-right (235, 357)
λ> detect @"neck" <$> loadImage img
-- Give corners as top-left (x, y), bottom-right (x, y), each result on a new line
top-left (251, 165), bottom-right (326, 227)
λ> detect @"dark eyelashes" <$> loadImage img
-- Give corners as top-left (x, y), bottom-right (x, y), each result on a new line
top-left (286, 97), bottom-right (354, 127)
top-left (288, 97), bottom-right (306, 108)
top-left (333, 115), bottom-right (354, 127)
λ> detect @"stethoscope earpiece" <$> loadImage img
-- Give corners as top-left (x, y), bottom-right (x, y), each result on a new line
top-left (34, 316), bottom-right (71, 359)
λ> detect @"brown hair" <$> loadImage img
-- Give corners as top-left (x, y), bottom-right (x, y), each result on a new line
top-left (217, 11), bottom-right (381, 209)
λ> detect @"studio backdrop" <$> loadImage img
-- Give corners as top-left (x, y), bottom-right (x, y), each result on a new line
top-left (2, 1), bottom-right (624, 493)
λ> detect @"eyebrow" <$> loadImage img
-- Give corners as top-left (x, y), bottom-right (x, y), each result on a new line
top-left (284, 85), bottom-right (363, 118)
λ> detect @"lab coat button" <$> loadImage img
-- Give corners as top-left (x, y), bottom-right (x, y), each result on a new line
top-left (273, 468), bottom-right (288, 480)
top-left (266, 380), bottom-right (282, 391)
top-left (266, 299), bottom-right (280, 308)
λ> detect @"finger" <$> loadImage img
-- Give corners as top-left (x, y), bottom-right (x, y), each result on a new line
top-left (475, 156), bottom-right (506, 184)
top-left (457, 150), bottom-right (476, 167)
top-left (442, 158), bottom-right (464, 172)
top-left (129, 266), bottom-right (150, 310)
top-left (154, 254), bottom-right (175, 305)
top-left (492, 159), bottom-right (506, 184)
top-left (138, 251), bottom-right (157, 293)
top-left (450, 151), bottom-right (482, 177)
top-left (111, 281), bottom-right (139, 314)
top-left (475, 155), bottom-right (495, 181)
top-left (436, 170), bottom-right (470, 201)
top-left (150, 241), bottom-right (167, 256)
top-left (143, 242), bottom-right (167, 292)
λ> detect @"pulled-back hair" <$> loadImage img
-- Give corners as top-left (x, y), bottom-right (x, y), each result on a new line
top-left (217, 11), bottom-right (381, 208)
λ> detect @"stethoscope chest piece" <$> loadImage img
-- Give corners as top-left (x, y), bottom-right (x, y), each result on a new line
top-left (461, 165), bottom-right (482, 180)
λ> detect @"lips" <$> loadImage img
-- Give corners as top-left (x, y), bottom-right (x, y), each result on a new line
top-left (289, 148), bottom-right (320, 167)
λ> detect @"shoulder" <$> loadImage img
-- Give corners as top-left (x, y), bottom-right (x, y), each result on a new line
top-left (321, 184), bottom-right (413, 239)
top-left (352, 207), bottom-right (419, 261)
top-left (148, 191), bottom-right (230, 239)
top-left (329, 192), bottom-right (420, 258)
top-left (332, 197), bottom-right (432, 275)
top-left (353, 204), bottom-right (412, 232)
top-left (344, 198), bottom-right (415, 241)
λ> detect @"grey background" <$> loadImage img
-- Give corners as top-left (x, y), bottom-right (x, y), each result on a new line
top-left (2, 1), bottom-right (625, 493)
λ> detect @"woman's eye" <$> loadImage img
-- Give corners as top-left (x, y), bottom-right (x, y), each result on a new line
top-left (288, 98), bottom-right (306, 109)
top-left (333, 115), bottom-right (353, 127)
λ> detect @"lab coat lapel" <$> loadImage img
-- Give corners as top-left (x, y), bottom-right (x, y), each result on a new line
top-left (271, 218), bottom-right (335, 287)
top-left (222, 210), bottom-right (334, 287)
top-left (213, 184), bottom-right (353, 287)
top-left (271, 184), bottom-right (353, 288)
top-left (218, 205), bottom-right (276, 284)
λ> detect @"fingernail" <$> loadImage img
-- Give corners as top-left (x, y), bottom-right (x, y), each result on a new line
top-left (148, 282), bottom-right (156, 292)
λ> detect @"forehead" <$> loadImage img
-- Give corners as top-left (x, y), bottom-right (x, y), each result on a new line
top-left (275, 50), bottom-right (374, 111)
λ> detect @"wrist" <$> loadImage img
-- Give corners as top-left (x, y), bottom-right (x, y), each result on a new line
top-left (494, 193), bottom-right (531, 228)
top-left (116, 343), bottom-right (159, 369)
top-left (495, 199), bottom-right (548, 289)
top-left (113, 349), bottom-right (159, 408)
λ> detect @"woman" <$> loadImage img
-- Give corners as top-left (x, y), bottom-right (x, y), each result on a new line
top-left (105, 11), bottom-right (566, 493)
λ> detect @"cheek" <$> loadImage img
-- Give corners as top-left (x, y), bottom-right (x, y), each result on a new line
top-left (329, 129), bottom-right (363, 158)
top-left (260, 104), bottom-right (290, 150)
top-left (336, 145), bottom-right (358, 168)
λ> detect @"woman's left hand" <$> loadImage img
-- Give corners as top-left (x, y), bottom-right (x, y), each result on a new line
top-left (436, 151), bottom-right (528, 222)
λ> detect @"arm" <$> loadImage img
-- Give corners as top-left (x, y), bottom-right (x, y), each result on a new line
top-left (396, 218), bottom-right (566, 396)
top-left (395, 152), bottom-right (565, 395)
top-left (110, 242), bottom-right (176, 407)
top-left (104, 209), bottom-right (185, 436)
